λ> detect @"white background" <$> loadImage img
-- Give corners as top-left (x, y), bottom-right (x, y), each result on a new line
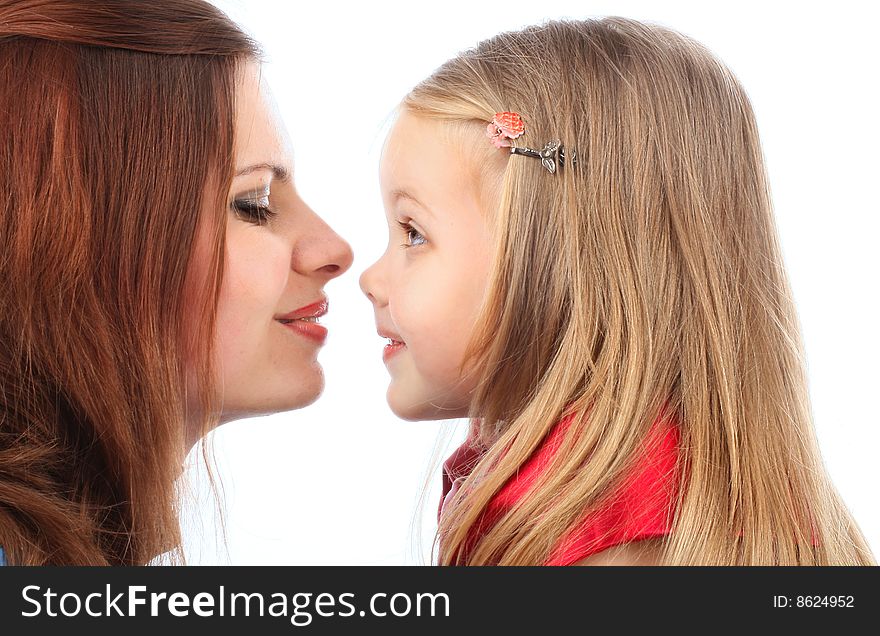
top-left (180, 0), bottom-right (880, 564)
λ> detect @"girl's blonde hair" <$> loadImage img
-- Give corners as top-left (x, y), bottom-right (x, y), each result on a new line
top-left (403, 17), bottom-right (875, 565)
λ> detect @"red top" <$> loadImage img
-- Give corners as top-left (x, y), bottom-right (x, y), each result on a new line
top-left (439, 411), bottom-right (681, 565)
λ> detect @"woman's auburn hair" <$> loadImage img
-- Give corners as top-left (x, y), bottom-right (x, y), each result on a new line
top-left (404, 18), bottom-right (876, 565)
top-left (0, 0), bottom-right (259, 564)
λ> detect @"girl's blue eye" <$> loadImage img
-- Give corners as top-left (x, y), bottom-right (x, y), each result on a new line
top-left (397, 220), bottom-right (426, 248)
top-left (231, 195), bottom-right (275, 225)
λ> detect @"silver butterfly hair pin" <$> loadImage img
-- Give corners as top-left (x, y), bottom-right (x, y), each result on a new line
top-left (486, 111), bottom-right (578, 174)
top-left (510, 141), bottom-right (576, 174)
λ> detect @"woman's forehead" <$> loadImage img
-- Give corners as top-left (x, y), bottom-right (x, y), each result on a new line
top-left (234, 63), bottom-right (294, 176)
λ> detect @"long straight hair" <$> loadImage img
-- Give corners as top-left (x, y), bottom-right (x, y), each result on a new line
top-left (0, 0), bottom-right (259, 564)
top-left (404, 18), bottom-right (875, 565)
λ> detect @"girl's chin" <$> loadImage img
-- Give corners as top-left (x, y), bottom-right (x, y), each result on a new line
top-left (385, 383), bottom-right (425, 421)
top-left (386, 386), bottom-right (470, 422)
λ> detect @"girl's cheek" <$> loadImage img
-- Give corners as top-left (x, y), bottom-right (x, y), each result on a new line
top-left (393, 278), bottom-right (438, 337)
top-left (401, 302), bottom-right (472, 381)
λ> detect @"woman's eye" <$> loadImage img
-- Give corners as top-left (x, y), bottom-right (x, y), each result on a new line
top-left (231, 195), bottom-right (275, 225)
top-left (397, 220), bottom-right (426, 248)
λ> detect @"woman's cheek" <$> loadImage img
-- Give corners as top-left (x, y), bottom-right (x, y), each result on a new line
top-left (230, 230), bottom-right (289, 299)
top-left (219, 233), bottom-right (290, 347)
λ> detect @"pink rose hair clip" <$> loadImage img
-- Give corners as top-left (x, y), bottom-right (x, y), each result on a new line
top-left (486, 111), bottom-right (525, 148)
top-left (486, 111), bottom-right (577, 175)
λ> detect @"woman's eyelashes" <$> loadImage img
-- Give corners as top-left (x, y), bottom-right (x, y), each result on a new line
top-left (396, 219), bottom-right (426, 248)
top-left (231, 192), bottom-right (276, 225)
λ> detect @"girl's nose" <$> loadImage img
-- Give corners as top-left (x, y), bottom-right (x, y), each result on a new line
top-left (359, 257), bottom-right (386, 306)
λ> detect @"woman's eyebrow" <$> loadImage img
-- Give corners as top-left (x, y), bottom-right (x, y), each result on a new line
top-left (234, 162), bottom-right (291, 183)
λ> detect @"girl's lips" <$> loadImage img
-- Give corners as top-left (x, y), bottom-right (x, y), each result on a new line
top-left (383, 340), bottom-right (406, 363)
top-left (279, 319), bottom-right (328, 344)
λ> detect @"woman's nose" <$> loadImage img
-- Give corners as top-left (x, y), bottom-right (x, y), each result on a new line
top-left (293, 208), bottom-right (354, 280)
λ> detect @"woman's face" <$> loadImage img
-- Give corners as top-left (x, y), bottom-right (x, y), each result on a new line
top-left (188, 63), bottom-right (352, 440)
top-left (359, 112), bottom-right (496, 421)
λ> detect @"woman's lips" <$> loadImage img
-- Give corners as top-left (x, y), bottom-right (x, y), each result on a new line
top-left (382, 339), bottom-right (406, 363)
top-left (276, 298), bottom-right (329, 344)
top-left (280, 319), bottom-right (328, 344)
top-left (277, 298), bottom-right (328, 321)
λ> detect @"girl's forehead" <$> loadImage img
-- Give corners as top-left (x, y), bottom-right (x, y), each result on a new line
top-left (380, 115), bottom-right (459, 192)
top-left (380, 112), bottom-right (500, 205)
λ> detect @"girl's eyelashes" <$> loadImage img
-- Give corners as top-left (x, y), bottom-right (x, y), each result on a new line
top-left (396, 219), bottom-right (427, 248)
top-left (231, 193), bottom-right (276, 225)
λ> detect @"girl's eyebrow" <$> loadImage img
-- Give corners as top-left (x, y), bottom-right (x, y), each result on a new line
top-left (391, 188), bottom-right (434, 218)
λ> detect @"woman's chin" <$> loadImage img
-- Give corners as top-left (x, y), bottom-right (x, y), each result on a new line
top-left (255, 383), bottom-right (326, 416)
top-left (253, 364), bottom-right (326, 414)
top-left (214, 378), bottom-right (326, 425)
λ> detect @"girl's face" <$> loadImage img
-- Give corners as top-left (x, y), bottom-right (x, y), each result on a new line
top-left (360, 111), bottom-right (497, 421)
top-left (188, 63), bottom-right (353, 441)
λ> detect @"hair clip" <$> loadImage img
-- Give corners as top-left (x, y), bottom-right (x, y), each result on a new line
top-left (486, 111), bottom-right (577, 174)
top-left (486, 111), bottom-right (525, 148)
top-left (510, 141), bottom-right (576, 174)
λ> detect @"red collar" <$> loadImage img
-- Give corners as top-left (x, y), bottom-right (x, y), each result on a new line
top-left (439, 411), bottom-right (681, 565)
